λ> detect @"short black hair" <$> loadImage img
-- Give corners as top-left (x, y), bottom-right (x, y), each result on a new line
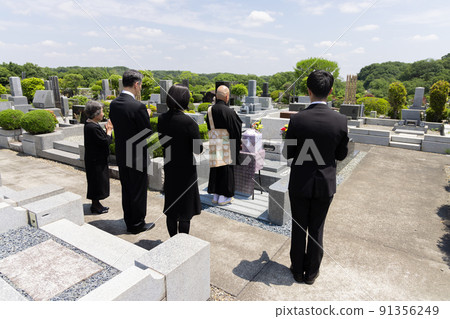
top-left (166, 84), bottom-right (190, 110)
top-left (306, 70), bottom-right (334, 99)
top-left (85, 100), bottom-right (103, 119)
top-left (122, 69), bottom-right (143, 87)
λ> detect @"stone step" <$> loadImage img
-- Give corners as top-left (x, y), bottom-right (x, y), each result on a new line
top-left (40, 148), bottom-right (84, 168)
top-left (261, 159), bottom-right (287, 173)
top-left (41, 219), bottom-right (148, 272)
top-left (389, 141), bottom-right (421, 151)
top-left (23, 191), bottom-right (84, 228)
top-left (391, 134), bottom-right (423, 144)
top-left (0, 184), bottom-right (65, 207)
top-left (394, 128), bottom-right (425, 136)
top-left (8, 141), bottom-right (23, 152)
top-left (53, 140), bottom-right (80, 155)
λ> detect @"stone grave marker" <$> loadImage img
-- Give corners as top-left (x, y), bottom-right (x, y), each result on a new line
top-left (9, 77), bottom-right (23, 97)
top-left (49, 76), bottom-right (62, 110)
top-left (411, 87), bottom-right (425, 109)
top-left (32, 90), bottom-right (55, 108)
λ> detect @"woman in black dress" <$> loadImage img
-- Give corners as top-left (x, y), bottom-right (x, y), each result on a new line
top-left (84, 101), bottom-right (113, 214)
top-left (157, 85), bottom-right (203, 237)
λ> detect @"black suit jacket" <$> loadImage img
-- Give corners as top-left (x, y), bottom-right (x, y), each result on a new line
top-left (109, 93), bottom-right (152, 169)
top-left (284, 103), bottom-right (349, 198)
top-left (83, 121), bottom-right (111, 164)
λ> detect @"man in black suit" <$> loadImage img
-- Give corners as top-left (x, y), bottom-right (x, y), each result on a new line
top-left (283, 70), bottom-right (349, 284)
top-left (109, 70), bottom-right (155, 234)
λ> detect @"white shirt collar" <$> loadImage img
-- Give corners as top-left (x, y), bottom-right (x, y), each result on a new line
top-left (122, 90), bottom-right (135, 99)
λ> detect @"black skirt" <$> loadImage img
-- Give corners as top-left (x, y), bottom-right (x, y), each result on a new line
top-left (85, 161), bottom-right (110, 200)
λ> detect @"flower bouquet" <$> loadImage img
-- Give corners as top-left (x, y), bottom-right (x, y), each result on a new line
top-left (280, 124), bottom-right (288, 139)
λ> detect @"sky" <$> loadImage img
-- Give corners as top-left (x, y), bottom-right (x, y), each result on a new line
top-left (0, 0), bottom-right (449, 79)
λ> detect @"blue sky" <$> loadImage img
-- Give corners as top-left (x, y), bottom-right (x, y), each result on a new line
top-left (1, 0), bottom-right (449, 79)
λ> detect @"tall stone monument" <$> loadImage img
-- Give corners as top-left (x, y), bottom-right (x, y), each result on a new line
top-left (157, 80), bottom-right (173, 113)
top-left (412, 87), bottom-right (425, 109)
top-left (101, 79), bottom-right (112, 100)
top-left (7, 77), bottom-right (29, 112)
top-left (49, 76), bottom-right (62, 110)
top-left (344, 74), bottom-right (358, 105)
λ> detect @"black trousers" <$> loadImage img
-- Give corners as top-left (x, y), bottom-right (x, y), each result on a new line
top-left (118, 165), bottom-right (148, 231)
top-left (207, 165), bottom-right (235, 198)
top-left (289, 194), bottom-right (333, 277)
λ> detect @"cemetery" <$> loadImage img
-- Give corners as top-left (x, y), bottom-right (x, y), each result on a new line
top-left (0, 70), bottom-right (449, 302)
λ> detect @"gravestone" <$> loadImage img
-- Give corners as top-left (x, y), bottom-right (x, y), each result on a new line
top-left (340, 104), bottom-right (361, 120)
top-left (118, 79), bottom-right (123, 93)
top-left (240, 80), bottom-right (261, 113)
top-left (60, 97), bottom-right (69, 117)
top-left (401, 109), bottom-right (422, 126)
top-left (9, 77), bottom-right (23, 97)
top-left (1, 94), bottom-right (11, 100)
top-left (157, 80), bottom-right (172, 113)
top-left (32, 90), bottom-right (55, 108)
top-left (44, 80), bottom-right (52, 91)
top-left (73, 105), bottom-right (87, 124)
top-left (262, 82), bottom-right (270, 97)
top-left (49, 76), bottom-right (62, 110)
top-left (411, 87), bottom-right (425, 109)
top-left (149, 94), bottom-right (161, 105)
top-left (101, 80), bottom-right (112, 100)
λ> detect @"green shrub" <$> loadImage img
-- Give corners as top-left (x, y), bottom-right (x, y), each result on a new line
top-left (20, 110), bottom-right (56, 134)
top-left (197, 102), bottom-right (210, 113)
top-left (193, 93), bottom-right (203, 103)
top-left (428, 80), bottom-right (449, 122)
top-left (71, 95), bottom-right (89, 105)
top-left (150, 116), bottom-right (158, 133)
top-left (198, 123), bottom-right (208, 140)
top-left (388, 81), bottom-right (407, 119)
top-left (0, 83), bottom-right (7, 95)
top-left (147, 132), bottom-right (163, 158)
top-left (109, 130), bottom-right (115, 155)
top-left (21, 77), bottom-right (44, 102)
top-left (188, 102), bottom-right (195, 111)
top-left (106, 95), bottom-right (116, 100)
top-left (184, 110), bottom-right (195, 113)
top-left (357, 97), bottom-right (390, 116)
top-left (0, 109), bottom-right (24, 130)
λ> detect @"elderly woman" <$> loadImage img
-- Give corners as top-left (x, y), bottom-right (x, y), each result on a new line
top-left (157, 84), bottom-right (203, 236)
top-left (84, 100), bottom-right (113, 214)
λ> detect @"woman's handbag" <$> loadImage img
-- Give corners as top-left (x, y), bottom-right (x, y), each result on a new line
top-left (207, 106), bottom-right (232, 167)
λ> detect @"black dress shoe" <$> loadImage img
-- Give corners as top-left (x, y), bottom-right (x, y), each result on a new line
top-left (90, 206), bottom-right (109, 214)
top-left (128, 222), bottom-right (155, 234)
top-left (304, 271), bottom-right (319, 285)
top-left (289, 266), bottom-right (304, 283)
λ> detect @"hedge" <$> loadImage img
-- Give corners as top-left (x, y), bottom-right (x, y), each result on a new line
top-left (0, 109), bottom-right (24, 130)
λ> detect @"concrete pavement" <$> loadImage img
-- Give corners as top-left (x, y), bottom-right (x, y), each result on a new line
top-left (0, 144), bottom-right (449, 300)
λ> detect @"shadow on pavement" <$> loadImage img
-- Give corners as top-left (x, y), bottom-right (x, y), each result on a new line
top-left (233, 251), bottom-right (296, 287)
top-left (437, 204), bottom-right (450, 268)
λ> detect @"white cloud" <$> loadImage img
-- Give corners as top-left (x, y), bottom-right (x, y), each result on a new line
top-left (339, 2), bottom-right (372, 14)
top-left (242, 11), bottom-right (274, 27)
top-left (44, 51), bottom-right (68, 58)
top-left (175, 45), bottom-right (187, 50)
top-left (371, 37), bottom-right (381, 42)
top-left (40, 40), bottom-right (59, 47)
top-left (356, 24), bottom-right (379, 31)
top-left (352, 47), bottom-right (365, 54)
top-left (224, 38), bottom-right (240, 45)
top-left (304, 3), bottom-right (333, 15)
top-left (164, 56), bottom-right (173, 60)
top-left (268, 57), bottom-right (279, 61)
top-left (83, 31), bottom-right (100, 37)
top-left (314, 40), bottom-right (351, 48)
top-left (287, 44), bottom-right (306, 55)
top-left (117, 26), bottom-right (163, 40)
top-left (89, 46), bottom-right (113, 53)
top-left (410, 34), bottom-right (439, 41)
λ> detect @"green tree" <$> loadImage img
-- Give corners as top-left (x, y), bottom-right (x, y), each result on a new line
top-left (108, 74), bottom-right (121, 94)
top-left (427, 80), bottom-right (449, 122)
top-left (388, 81), bottom-right (407, 119)
top-left (60, 73), bottom-right (84, 97)
top-left (0, 67), bottom-right (12, 86)
top-left (0, 83), bottom-right (7, 95)
top-left (21, 77), bottom-right (44, 102)
top-left (368, 78), bottom-right (390, 99)
top-left (294, 57), bottom-right (339, 81)
top-left (230, 83), bottom-right (248, 100)
top-left (140, 70), bottom-right (156, 100)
